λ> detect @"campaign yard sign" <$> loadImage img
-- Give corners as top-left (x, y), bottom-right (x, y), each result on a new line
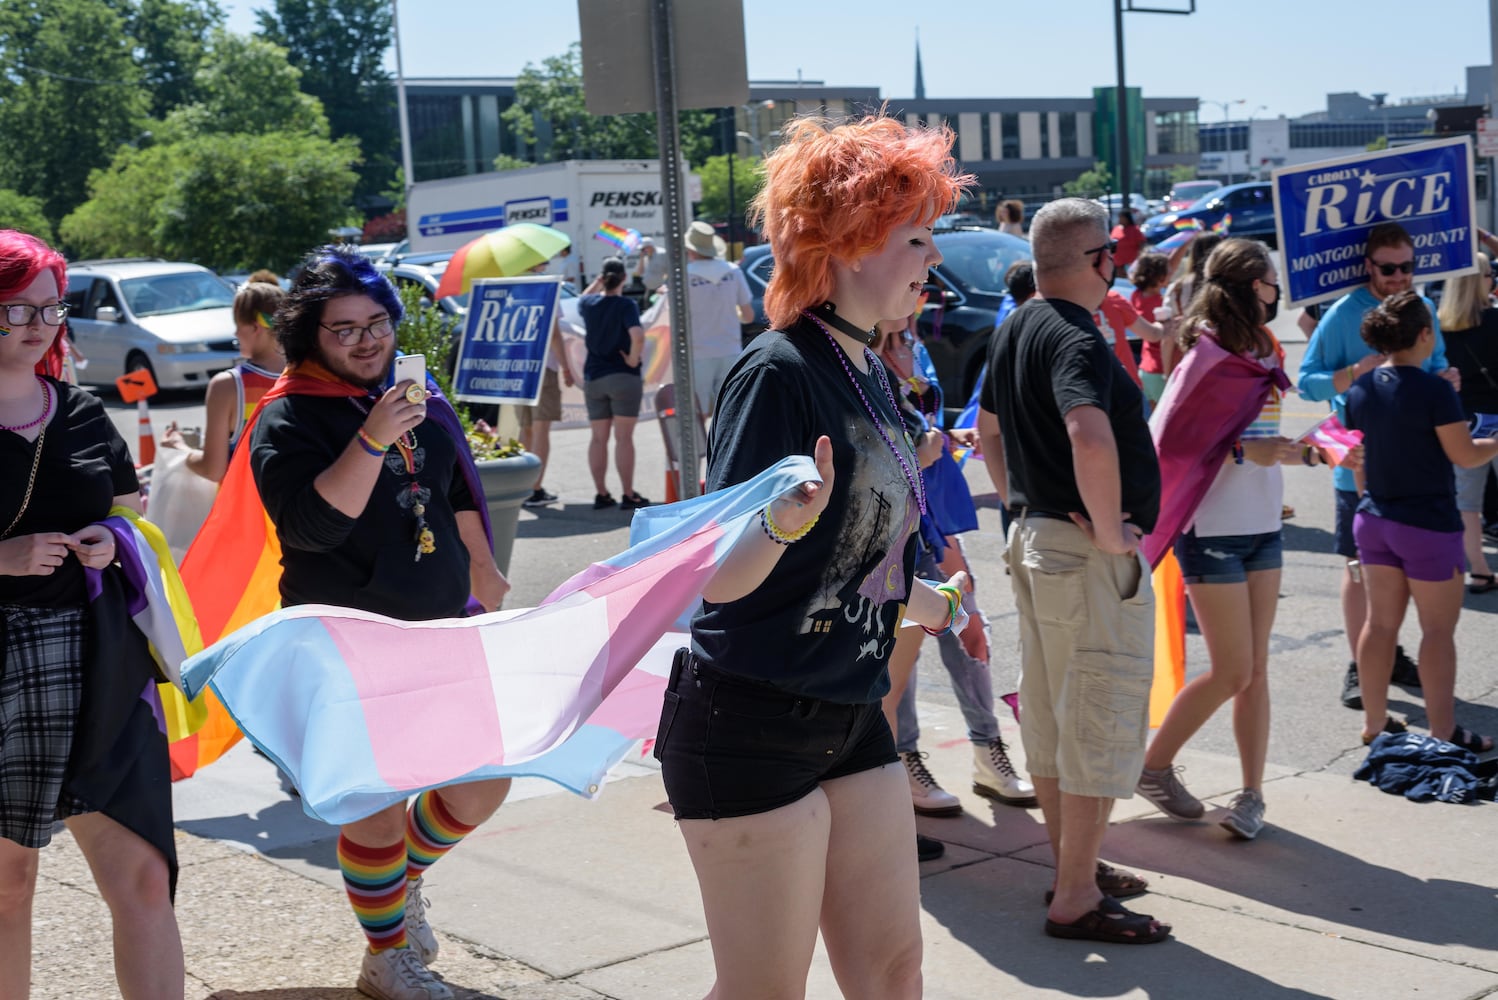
top-left (1272, 136), bottom-right (1477, 308)
top-left (451, 276), bottom-right (561, 405)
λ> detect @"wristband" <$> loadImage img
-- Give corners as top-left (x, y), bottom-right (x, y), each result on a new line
top-left (922, 583), bottom-right (964, 637)
top-left (1345, 364), bottom-right (1357, 385)
top-left (355, 428), bottom-right (387, 457)
top-left (1232, 440), bottom-right (1245, 465)
top-left (1302, 444), bottom-right (1317, 467)
top-left (760, 504), bottom-right (818, 545)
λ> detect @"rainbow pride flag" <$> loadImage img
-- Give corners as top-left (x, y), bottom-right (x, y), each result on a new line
top-left (593, 221), bottom-right (642, 253)
top-left (1211, 212), bottom-right (1233, 233)
top-left (1173, 218), bottom-right (1205, 231)
top-left (181, 456), bottom-right (819, 825)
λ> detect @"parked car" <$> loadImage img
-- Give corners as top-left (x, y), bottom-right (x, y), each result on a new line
top-left (738, 228), bottom-right (1034, 418)
top-left (63, 259), bottom-right (240, 390)
top-left (1096, 192), bottom-right (1150, 221)
top-left (1142, 181), bottom-right (1277, 245)
top-left (1165, 179), bottom-right (1222, 213)
top-left (935, 212), bottom-right (988, 230)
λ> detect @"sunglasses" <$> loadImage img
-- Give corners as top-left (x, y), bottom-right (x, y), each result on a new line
top-left (1083, 239), bottom-right (1119, 262)
top-left (1371, 260), bottom-right (1415, 276)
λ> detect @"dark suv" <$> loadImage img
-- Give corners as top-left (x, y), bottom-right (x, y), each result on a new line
top-left (737, 228), bottom-right (1033, 418)
top-left (1142, 181), bottom-right (1277, 246)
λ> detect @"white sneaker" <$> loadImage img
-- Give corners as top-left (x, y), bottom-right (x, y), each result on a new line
top-left (357, 946), bottom-right (452, 1000)
top-left (972, 737), bottom-right (1038, 807)
top-left (901, 750), bottom-right (963, 816)
top-left (405, 876), bottom-right (438, 965)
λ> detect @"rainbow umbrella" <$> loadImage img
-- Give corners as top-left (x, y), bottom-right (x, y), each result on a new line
top-left (434, 223), bottom-right (571, 299)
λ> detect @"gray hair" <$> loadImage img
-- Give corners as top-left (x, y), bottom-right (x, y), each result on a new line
top-left (1030, 198), bottom-right (1109, 278)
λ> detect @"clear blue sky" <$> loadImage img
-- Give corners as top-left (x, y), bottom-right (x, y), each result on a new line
top-left (224, 0), bottom-right (1493, 121)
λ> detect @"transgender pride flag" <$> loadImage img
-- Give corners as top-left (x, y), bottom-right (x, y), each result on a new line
top-left (180, 456), bottom-right (817, 825)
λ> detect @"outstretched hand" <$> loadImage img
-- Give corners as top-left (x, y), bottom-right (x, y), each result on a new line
top-left (770, 435), bottom-right (835, 535)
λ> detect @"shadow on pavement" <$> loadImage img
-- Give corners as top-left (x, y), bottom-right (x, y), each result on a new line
top-left (516, 508), bottom-right (638, 540)
top-left (176, 796), bottom-right (335, 869)
top-left (1280, 520), bottom-right (1336, 554)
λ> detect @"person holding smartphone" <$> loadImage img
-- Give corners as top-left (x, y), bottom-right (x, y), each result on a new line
top-left (245, 246), bottom-right (510, 1000)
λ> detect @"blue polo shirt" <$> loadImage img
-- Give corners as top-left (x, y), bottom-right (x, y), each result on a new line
top-left (1297, 285), bottom-right (1448, 492)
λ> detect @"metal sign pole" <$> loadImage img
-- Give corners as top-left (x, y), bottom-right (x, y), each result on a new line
top-left (650, 0), bottom-right (699, 499)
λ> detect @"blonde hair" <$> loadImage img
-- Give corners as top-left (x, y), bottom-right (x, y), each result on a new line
top-left (1437, 252), bottom-right (1491, 333)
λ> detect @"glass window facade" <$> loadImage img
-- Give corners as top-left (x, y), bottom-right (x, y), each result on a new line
top-left (1199, 123), bottom-right (1248, 152)
top-left (1001, 112), bottom-right (1020, 159)
top-left (1059, 111), bottom-right (1078, 157)
top-left (1288, 119), bottom-right (1430, 148)
top-left (1154, 110), bottom-right (1199, 156)
top-left (981, 113), bottom-right (993, 160)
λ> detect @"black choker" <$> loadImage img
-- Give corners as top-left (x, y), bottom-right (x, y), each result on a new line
top-left (807, 302), bottom-right (877, 346)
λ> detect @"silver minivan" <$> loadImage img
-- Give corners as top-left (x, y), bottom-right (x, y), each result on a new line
top-left (64, 259), bottom-right (241, 390)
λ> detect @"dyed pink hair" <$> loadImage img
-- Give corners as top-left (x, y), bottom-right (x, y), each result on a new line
top-left (748, 114), bottom-right (973, 330)
top-left (0, 230), bottom-right (68, 377)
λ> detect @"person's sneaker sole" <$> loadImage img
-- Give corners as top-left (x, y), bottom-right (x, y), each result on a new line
top-left (1220, 814), bottom-right (1262, 840)
top-left (973, 782), bottom-right (1039, 808)
top-left (913, 800), bottom-right (964, 818)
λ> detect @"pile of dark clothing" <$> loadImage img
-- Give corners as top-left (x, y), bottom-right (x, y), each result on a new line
top-left (1354, 731), bottom-right (1498, 803)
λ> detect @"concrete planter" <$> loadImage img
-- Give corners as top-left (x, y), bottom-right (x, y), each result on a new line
top-left (475, 452), bottom-right (541, 576)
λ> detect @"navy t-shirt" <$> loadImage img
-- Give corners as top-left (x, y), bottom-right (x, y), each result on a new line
top-left (691, 319), bottom-right (920, 705)
top-left (578, 294), bottom-right (642, 380)
top-left (1346, 365), bottom-right (1465, 533)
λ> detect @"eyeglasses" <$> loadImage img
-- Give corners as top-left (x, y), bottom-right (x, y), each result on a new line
top-left (320, 317), bottom-right (394, 346)
top-left (1, 302), bottom-right (68, 327)
top-left (1083, 239), bottom-right (1119, 262)
top-left (1371, 260), bottom-right (1415, 276)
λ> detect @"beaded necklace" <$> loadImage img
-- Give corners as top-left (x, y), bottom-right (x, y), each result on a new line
top-left (0, 375), bottom-right (52, 433)
top-left (348, 398), bottom-right (436, 561)
top-left (803, 310), bottom-right (927, 516)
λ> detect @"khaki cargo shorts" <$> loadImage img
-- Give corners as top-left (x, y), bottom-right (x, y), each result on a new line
top-left (1006, 512), bottom-right (1154, 799)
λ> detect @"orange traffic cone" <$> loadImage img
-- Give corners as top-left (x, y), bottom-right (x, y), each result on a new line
top-left (136, 400), bottom-right (156, 466)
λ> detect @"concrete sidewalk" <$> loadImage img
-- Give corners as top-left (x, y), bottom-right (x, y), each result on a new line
top-left (31, 696), bottom-right (1498, 999)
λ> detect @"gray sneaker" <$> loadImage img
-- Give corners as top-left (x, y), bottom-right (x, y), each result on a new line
top-left (1220, 789), bottom-right (1265, 840)
top-left (1136, 764), bottom-right (1205, 820)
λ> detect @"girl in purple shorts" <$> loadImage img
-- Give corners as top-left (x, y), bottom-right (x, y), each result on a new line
top-left (1346, 290), bottom-right (1498, 753)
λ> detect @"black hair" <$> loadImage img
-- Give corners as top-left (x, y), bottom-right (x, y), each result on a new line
top-left (1004, 260), bottom-right (1035, 302)
top-left (276, 245), bottom-right (403, 366)
top-left (1361, 289), bottom-right (1430, 354)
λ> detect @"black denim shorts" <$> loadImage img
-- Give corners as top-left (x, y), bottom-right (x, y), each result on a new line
top-left (654, 650), bottom-right (898, 820)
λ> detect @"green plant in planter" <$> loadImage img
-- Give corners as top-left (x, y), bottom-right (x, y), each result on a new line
top-left (393, 283), bottom-right (527, 461)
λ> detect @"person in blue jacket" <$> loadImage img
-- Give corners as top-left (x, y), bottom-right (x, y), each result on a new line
top-left (1297, 221), bottom-right (1459, 712)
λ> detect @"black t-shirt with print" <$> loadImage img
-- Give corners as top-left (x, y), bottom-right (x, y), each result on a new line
top-left (691, 319), bottom-right (921, 705)
top-left (250, 393), bottom-right (478, 620)
top-left (981, 297), bottom-right (1160, 531)
top-left (0, 379), bottom-right (139, 607)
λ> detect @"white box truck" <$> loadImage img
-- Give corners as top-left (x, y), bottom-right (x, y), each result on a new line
top-left (407, 159), bottom-right (698, 283)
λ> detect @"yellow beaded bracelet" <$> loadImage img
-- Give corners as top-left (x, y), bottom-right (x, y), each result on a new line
top-left (760, 504), bottom-right (819, 544)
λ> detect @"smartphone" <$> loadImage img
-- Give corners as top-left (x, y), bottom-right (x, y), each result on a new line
top-left (393, 353), bottom-right (426, 390)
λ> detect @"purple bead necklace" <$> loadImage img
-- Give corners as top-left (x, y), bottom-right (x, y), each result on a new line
top-left (0, 375), bottom-right (52, 433)
top-left (803, 310), bottom-right (927, 516)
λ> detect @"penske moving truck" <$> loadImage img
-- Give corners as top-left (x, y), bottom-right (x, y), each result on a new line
top-left (407, 159), bottom-right (700, 283)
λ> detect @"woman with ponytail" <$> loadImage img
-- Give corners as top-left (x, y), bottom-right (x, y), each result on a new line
top-left (578, 256), bottom-right (649, 510)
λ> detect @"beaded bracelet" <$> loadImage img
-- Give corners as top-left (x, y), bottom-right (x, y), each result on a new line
top-left (759, 505), bottom-right (819, 545)
top-left (355, 428), bottom-right (387, 457)
top-left (1301, 444), bottom-right (1318, 467)
top-left (921, 583), bottom-right (964, 637)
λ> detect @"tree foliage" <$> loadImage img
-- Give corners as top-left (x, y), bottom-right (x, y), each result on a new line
top-left (255, 0), bottom-right (396, 202)
top-left (0, 0), bottom-right (151, 226)
top-left (1063, 161), bottom-right (1114, 200)
top-left (62, 131), bottom-right (359, 272)
top-left (0, 190), bottom-right (56, 244)
top-left (160, 29), bottom-right (327, 140)
top-left (126, 0), bottom-right (225, 118)
top-left (502, 43), bottom-right (716, 167)
top-left (694, 154), bottom-right (763, 225)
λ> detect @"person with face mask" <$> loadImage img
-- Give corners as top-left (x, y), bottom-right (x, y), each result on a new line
top-left (1136, 238), bottom-right (1340, 842)
top-left (1298, 222), bottom-right (1459, 713)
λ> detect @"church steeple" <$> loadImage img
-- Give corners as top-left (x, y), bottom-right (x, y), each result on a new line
top-left (914, 28), bottom-right (926, 100)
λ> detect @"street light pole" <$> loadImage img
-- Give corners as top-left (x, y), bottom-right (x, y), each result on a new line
top-left (1201, 98), bottom-right (1244, 184)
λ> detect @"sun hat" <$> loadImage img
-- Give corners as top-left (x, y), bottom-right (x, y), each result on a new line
top-left (683, 220), bottom-right (726, 259)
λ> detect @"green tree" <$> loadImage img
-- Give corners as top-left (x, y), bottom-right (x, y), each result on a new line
top-left (126, 0), bottom-right (225, 118)
top-left (62, 131), bottom-right (360, 271)
top-left (1063, 161), bottom-right (1114, 200)
top-left (694, 153), bottom-right (763, 224)
top-left (160, 29), bottom-right (328, 140)
top-left (1366, 135), bottom-right (1389, 152)
top-left (502, 43), bottom-right (715, 166)
top-left (255, 0), bottom-right (396, 202)
top-left (0, 190), bottom-right (56, 244)
top-left (1167, 164), bottom-right (1199, 184)
top-left (0, 0), bottom-right (151, 225)
top-left (492, 154), bottom-right (533, 172)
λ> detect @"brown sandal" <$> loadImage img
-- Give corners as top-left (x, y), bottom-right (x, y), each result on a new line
top-left (1044, 896), bottom-right (1172, 944)
top-left (1044, 861), bottom-right (1149, 903)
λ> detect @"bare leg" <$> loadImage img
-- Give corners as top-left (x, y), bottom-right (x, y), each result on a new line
top-left (819, 765), bottom-right (922, 999)
top-left (880, 626), bottom-right (925, 736)
top-left (1357, 564), bottom-right (1410, 740)
top-left (0, 840), bottom-right (39, 1000)
top-left (65, 812), bottom-right (183, 1000)
top-left (1405, 571), bottom-right (1465, 740)
top-left (530, 420), bottom-right (552, 489)
top-left (613, 416), bottom-right (638, 496)
top-left (588, 418), bottom-right (612, 495)
top-left (1342, 561), bottom-right (1367, 660)
top-left (1461, 511), bottom-right (1492, 581)
top-left (431, 778), bottom-right (511, 828)
top-left (1233, 570), bottom-right (1280, 791)
top-left (1046, 793), bottom-right (1114, 922)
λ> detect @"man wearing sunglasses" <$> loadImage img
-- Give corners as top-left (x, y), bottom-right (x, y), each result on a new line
top-left (1299, 221), bottom-right (1458, 711)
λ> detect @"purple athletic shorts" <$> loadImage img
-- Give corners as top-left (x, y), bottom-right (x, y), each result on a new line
top-left (1352, 512), bottom-right (1464, 583)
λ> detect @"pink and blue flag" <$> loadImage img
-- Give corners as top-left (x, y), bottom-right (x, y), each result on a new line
top-left (180, 456), bottom-right (818, 825)
top-left (1299, 413), bottom-right (1363, 466)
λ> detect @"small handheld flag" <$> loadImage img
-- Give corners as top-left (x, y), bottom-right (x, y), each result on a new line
top-left (594, 222), bottom-right (642, 253)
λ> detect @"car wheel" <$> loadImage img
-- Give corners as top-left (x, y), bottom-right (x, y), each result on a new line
top-left (125, 351), bottom-right (157, 386)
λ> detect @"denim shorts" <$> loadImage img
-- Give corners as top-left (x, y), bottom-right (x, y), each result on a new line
top-left (1173, 528), bottom-right (1284, 584)
top-left (1334, 488), bottom-right (1360, 559)
top-left (654, 650), bottom-right (898, 820)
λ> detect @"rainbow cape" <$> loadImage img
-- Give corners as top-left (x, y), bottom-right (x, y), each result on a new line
top-left (169, 360), bottom-right (489, 779)
top-left (180, 455), bottom-right (819, 825)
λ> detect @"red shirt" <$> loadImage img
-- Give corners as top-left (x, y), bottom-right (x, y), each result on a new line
top-left (1111, 224), bottom-right (1146, 269)
top-left (1131, 289), bottom-right (1164, 373)
top-left (1095, 290), bottom-right (1142, 386)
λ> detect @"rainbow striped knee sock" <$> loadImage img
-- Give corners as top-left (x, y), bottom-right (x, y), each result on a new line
top-left (406, 789), bottom-right (478, 880)
top-left (338, 833), bottom-right (408, 952)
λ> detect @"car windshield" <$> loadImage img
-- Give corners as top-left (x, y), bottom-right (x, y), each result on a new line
top-left (120, 272), bottom-right (234, 317)
top-left (1174, 182), bottom-right (1218, 201)
top-left (935, 233), bottom-right (1031, 295)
